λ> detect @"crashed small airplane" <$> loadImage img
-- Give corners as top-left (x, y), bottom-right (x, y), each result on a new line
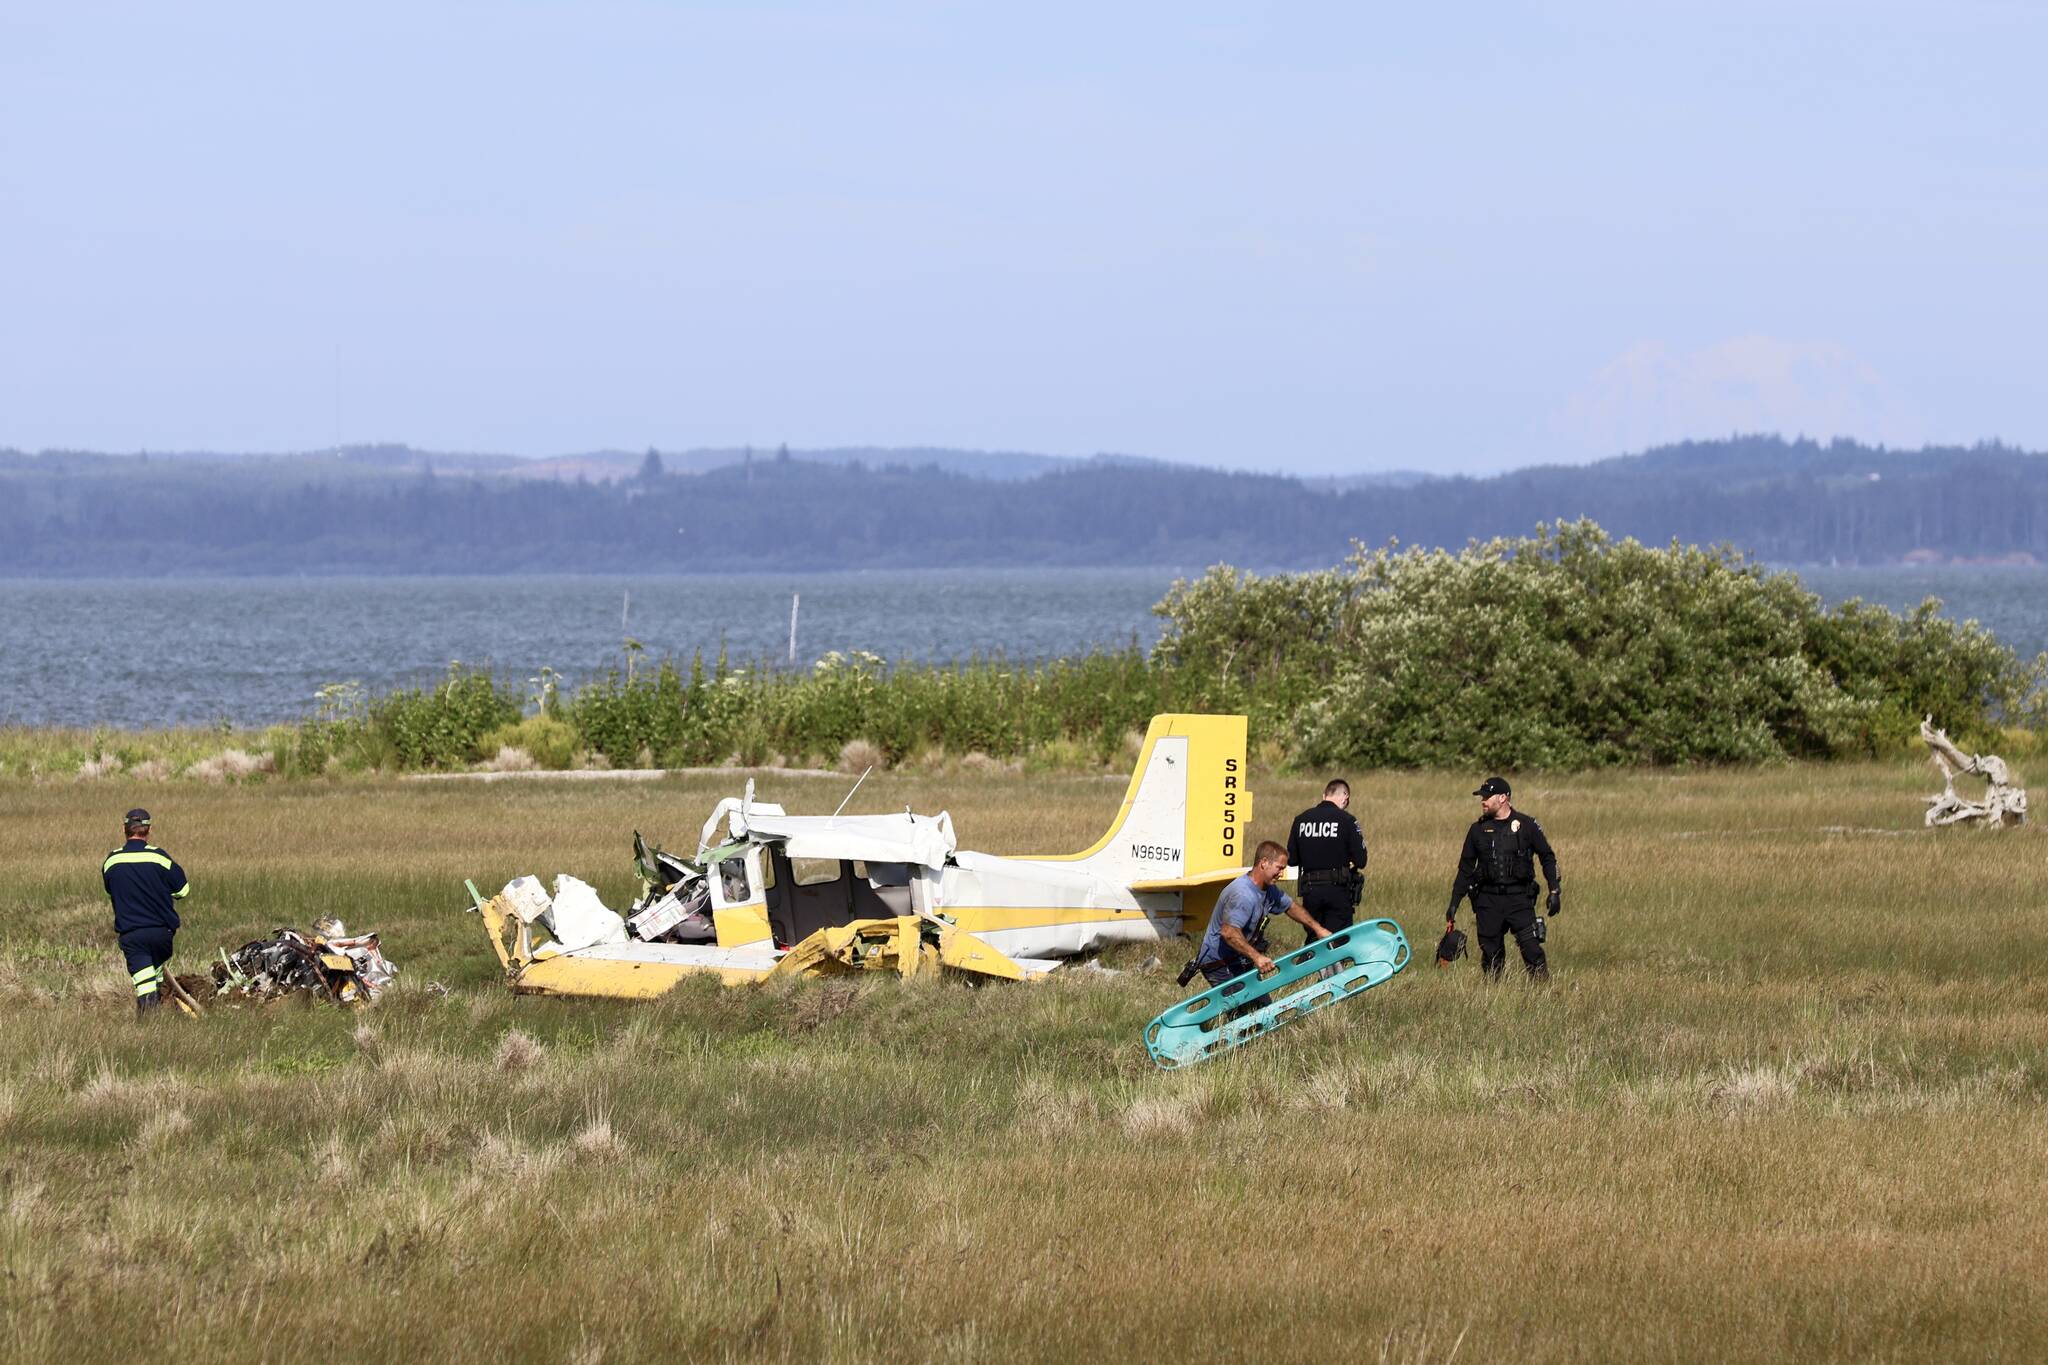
top-left (472, 713), bottom-right (1255, 996)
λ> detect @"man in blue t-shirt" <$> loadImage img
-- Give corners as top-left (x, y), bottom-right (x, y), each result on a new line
top-left (1194, 839), bottom-right (1332, 987)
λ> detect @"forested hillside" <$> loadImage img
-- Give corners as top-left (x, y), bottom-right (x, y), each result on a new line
top-left (2, 435), bottom-right (2042, 572)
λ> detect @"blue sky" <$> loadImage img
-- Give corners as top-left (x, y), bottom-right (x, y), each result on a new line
top-left (1, 2), bottom-right (2041, 473)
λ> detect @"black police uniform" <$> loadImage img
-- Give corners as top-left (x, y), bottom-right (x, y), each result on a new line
top-left (1448, 810), bottom-right (1557, 978)
top-left (102, 838), bottom-right (190, 1011)
top-left (1286, 798), bottom-right (1368, 936)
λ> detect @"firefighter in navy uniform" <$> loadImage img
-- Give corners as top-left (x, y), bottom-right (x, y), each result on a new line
top-left (1287, 778), bottom-right (1368, 940)
top-left (101, 808), bottom-right (191, 1013)
top-left (1446, 777), bottom-right (1559, 980)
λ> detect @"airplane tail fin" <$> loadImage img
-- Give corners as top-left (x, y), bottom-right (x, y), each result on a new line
top-left (1044, 714), bottom-right (1250, 882)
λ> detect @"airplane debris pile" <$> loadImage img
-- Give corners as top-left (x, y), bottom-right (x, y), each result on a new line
top-left (212, 920), bottom-right (399, 1006)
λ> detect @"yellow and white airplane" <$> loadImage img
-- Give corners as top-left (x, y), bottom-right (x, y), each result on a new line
top-left (473, 713), bottom-right (1257, 996)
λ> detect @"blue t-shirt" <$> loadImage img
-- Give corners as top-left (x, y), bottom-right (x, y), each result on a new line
top-left (1197, 873), bottom-right (1288, 966)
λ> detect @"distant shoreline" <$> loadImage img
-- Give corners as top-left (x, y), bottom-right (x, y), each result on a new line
top-left (0, 558), bottom-right (2043, 583)
top-left (10, 438), bottom-right (2048, 574)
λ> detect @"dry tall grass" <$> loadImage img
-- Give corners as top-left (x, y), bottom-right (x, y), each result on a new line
top-left (2, 762), bottom-right (2044, 1361)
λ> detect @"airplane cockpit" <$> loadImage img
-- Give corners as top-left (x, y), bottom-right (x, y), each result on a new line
top-left (760, 850), bottom-right (916, 947)
top-left (691, 841), bottom-right (929, 948)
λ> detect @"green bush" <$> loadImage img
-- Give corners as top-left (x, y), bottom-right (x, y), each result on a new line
top-left (276, 681), bottom-right (386, 776)
top-left (772, 650), bottom-right (894, 762)
top-left (1151, 566), bottom-right (1347, 733)
top-left (1148, 520), bottom-right (2036, 769)
top-left (1291, 524), bottom-right (1867, 766)
top-left (571, 653), bottom-right (763, 767)
top-left (1804, 598), bottom-right (2031, 753)
top-left (482, 713), bottom-right (581, 770)
top-left (371, 665), bottom-right (523, 770)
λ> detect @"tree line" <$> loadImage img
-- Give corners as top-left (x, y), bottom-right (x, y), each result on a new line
top-left (2, 435), bottom-right (2045, 572)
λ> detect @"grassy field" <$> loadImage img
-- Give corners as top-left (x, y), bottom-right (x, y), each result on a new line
top-left (4, 761), bottom-right (2045, 1361)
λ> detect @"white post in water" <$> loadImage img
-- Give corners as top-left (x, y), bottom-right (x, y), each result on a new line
top-left (788, 592), bottom-right (800, 666)
top-left (622, 590), bottom-right (630, 629)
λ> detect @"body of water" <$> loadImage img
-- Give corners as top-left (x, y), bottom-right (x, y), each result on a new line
top-left (1788, 566), bottom-right (2047, 658)
top-left (0, 569), bottom-right (1192, 729)
top-left (1, 565), bottom-right (2040, 729)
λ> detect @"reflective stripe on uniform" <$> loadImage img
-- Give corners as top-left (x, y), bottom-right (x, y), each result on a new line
top-left (172, 883), bottom-right (191, 898)
top-left (103, 850), bottom-right (174, 873)
top-left (131, 965), bottom-right (162, 996)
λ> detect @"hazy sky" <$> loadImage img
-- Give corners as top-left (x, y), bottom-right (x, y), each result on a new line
top-left (2, 2), bottom-right (2042, 474)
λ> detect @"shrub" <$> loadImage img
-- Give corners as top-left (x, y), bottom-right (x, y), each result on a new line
top-left (482, 714), bottom-right (580, 771)
top-left (1804, 598), bottom-right (2031, 753)
top-left (571, 654), bottom-right (746, 768)
top-left (373, 665), bottom-right (523, 770)
top-left (837, 738), bottom-right (888, 774)
top-left (277, 681), bottom-right (384, 776)
top-left (1152, 566), bottom-right (1347, 732)
top-left (1240, 521), bottom-right (2031, 768)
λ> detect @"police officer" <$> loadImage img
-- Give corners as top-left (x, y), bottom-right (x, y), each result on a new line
top-left (101, 808), bottom-right (191, 1013)
top-left (1446, 778), bottom-right (1559, 981)
top-left (1287, 778), bottom-right (1368, 939)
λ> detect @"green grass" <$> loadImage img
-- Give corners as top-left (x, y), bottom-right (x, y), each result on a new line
top-left (0, 722), bottom-right (292, 782)
top-left (3, 762), bottom-right (2045, 1361)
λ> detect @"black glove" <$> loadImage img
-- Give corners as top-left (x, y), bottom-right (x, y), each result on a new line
top-left (1545, 887), bottom-right (1561, 917)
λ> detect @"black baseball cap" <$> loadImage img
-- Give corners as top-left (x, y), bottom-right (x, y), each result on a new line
top-left (1472, 777), bottom-right (1511, 798)
top-left (124, 808), bottom-right (152, 825)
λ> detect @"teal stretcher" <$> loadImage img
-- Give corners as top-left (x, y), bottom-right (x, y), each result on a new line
top-left (1144, 918), bottom-right (1411, 1069)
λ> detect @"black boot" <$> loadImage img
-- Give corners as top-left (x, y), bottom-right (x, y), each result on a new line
top-left (136, 990), bottom-right (163, 1015)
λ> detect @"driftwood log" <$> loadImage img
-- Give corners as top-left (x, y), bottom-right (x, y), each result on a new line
top-left (1921, 716), bottom-right (2028, 829)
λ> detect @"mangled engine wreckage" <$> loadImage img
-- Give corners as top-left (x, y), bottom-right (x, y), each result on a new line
top-left (213, 921), bottom-right (400, 1006)
top-left (471, 714), bottom-right (1256, 996)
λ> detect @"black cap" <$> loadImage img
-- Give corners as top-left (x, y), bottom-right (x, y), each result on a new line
top-left (124, 808), bottom-right (152, 825)
top-left (1472, 777), bottom-right (1511, 798)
